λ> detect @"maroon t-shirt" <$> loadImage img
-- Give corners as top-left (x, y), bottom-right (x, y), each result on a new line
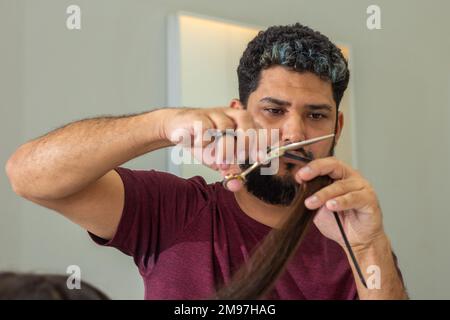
top-left (89, 167), bottom-right (358, 300)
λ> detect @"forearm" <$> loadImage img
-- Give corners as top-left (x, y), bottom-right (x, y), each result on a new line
top-left (6, 108), bottom-right (177, 200)
top-left (346, 234), bottom-right (408, 300)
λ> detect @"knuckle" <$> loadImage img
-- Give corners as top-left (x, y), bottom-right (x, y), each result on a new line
top-left (340, 195), bottom-right (349, 207)
top-left (316, 190), bottom-right (327, 202)
top-left (334, 181), bottom-right (346, 194)
top-left (350, 177), bottom-right (364, 189)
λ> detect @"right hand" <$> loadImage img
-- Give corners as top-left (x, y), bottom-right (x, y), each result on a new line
top-left (161, 107), bottom-right (262, 175)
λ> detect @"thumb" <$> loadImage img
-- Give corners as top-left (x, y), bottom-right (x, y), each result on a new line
top-left (219, 164), bottom-right (245, 192)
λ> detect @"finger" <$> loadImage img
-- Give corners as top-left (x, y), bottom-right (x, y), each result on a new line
top-left (225, 178), bottom-right (244, 192)
top-left (219, 164), bottom-right (245, 192)
top-left (205, 112), bottom-right (236, 150)
top-left (303, 178), bottom-right (365, 210)
top-left (196, 111), bottom-right (236, 165)
top-left (234, 127), bottom-right (269, 165)
top-left (223, 108), bottom-right (270, 164)
top-left (296, 157), bottom-right (353, 182)
top-left (218, 163), bottom-right (241, 177)
top-left (323, 189), bottom-right (371, 212)
top-left (223, 109), bottom-right (260, 162)
top-left (191, 115), bottom-right (217, 148)
top-left (223, 108), bottom-right (259, 132)
top-left (211, 109), bottom-right (259, 166)
top-left (214, 134), bottom-right (237, 165)
top-left (208, 111), bottom-right (237, 132)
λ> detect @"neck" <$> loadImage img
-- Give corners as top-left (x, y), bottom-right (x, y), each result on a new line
top-left (234, 187), bottom-right (292, 229)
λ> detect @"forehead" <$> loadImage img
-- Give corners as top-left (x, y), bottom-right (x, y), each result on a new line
top-left (252, 66), bottom-right (335, 107)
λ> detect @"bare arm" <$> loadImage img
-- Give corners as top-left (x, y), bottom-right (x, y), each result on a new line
top-left (6, 110), bottom-right (175, 200)
top-left (5, 109), bottom-right (176, 239)
top-left (347, 234), bottom-right (408, 299)
top-left (5, 106), bottom-right (256, 240)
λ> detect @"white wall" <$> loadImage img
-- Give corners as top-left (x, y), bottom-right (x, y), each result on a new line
top-left (1, 0), bottom-right (449, 299)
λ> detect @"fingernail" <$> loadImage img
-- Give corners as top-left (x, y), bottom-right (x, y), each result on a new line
top-left (306, 195), bottom-right (318, 206)
top-left (327, 200), bottom-right (337, 210)
top-left (300, 166), bottom-right (312, 175)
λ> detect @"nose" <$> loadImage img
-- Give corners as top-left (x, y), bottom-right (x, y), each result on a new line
top-left (280, 113), bottom-right (306, 145)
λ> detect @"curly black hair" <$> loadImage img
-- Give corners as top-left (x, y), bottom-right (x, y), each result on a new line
top-left (237, 23), bottom-right (349, 108)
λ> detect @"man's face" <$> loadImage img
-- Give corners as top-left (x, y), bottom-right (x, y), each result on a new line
top-left (233, 65), bottom-right (344, 205)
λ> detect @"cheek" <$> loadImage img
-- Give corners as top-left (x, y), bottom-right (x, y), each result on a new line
top-left (310, 141), bottom-right (334, 159)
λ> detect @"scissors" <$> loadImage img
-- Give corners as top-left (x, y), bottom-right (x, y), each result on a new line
top-left (222, 133), bottom-right (335, 191)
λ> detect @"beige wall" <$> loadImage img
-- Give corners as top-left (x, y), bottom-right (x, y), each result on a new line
top-left (1, 0), bottom-right (449, 299)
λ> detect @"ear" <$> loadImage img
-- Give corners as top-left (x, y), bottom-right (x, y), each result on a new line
top-left (229, 98), bottom-right (245, 110)
top-left (334, 111), bottom-right (344, 146)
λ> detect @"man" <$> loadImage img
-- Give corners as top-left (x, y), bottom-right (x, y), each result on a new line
top-left (6, 23), bottom-right (407, 299)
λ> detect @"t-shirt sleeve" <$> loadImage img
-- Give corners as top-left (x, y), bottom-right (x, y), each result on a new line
top-left (88, 167), bottom-right (210, 269)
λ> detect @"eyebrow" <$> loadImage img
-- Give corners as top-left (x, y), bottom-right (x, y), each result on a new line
top-left (259, 97), bottom-right (291, 106)
top-left (259, 96), bottom-right (334, 112)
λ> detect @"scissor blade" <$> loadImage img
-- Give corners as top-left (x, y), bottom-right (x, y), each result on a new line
top-left (279, 133), bottom-right (335, 153)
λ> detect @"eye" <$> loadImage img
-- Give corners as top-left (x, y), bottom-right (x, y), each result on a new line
top-left (308, 113), bottom-right (326, 120)
top-left (263, 108), bottom-right (285, 116)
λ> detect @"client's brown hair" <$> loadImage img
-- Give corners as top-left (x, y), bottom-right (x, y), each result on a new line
top-left (215, 175), bottom-right (332, 299)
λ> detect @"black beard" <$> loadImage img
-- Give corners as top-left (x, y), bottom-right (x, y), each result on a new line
top-left (241, 145), bottom-right (335, 206)
top-left (241, 161), bottom-right (299, 206)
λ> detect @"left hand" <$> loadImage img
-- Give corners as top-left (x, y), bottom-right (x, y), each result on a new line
top-left (295, 157), bottom-right (386, 251)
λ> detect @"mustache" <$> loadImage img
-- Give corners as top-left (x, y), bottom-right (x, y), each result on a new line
top-left (239, 148), bottom-right (315, 171)
top-left (283, 148), bottom-right (315, 163)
